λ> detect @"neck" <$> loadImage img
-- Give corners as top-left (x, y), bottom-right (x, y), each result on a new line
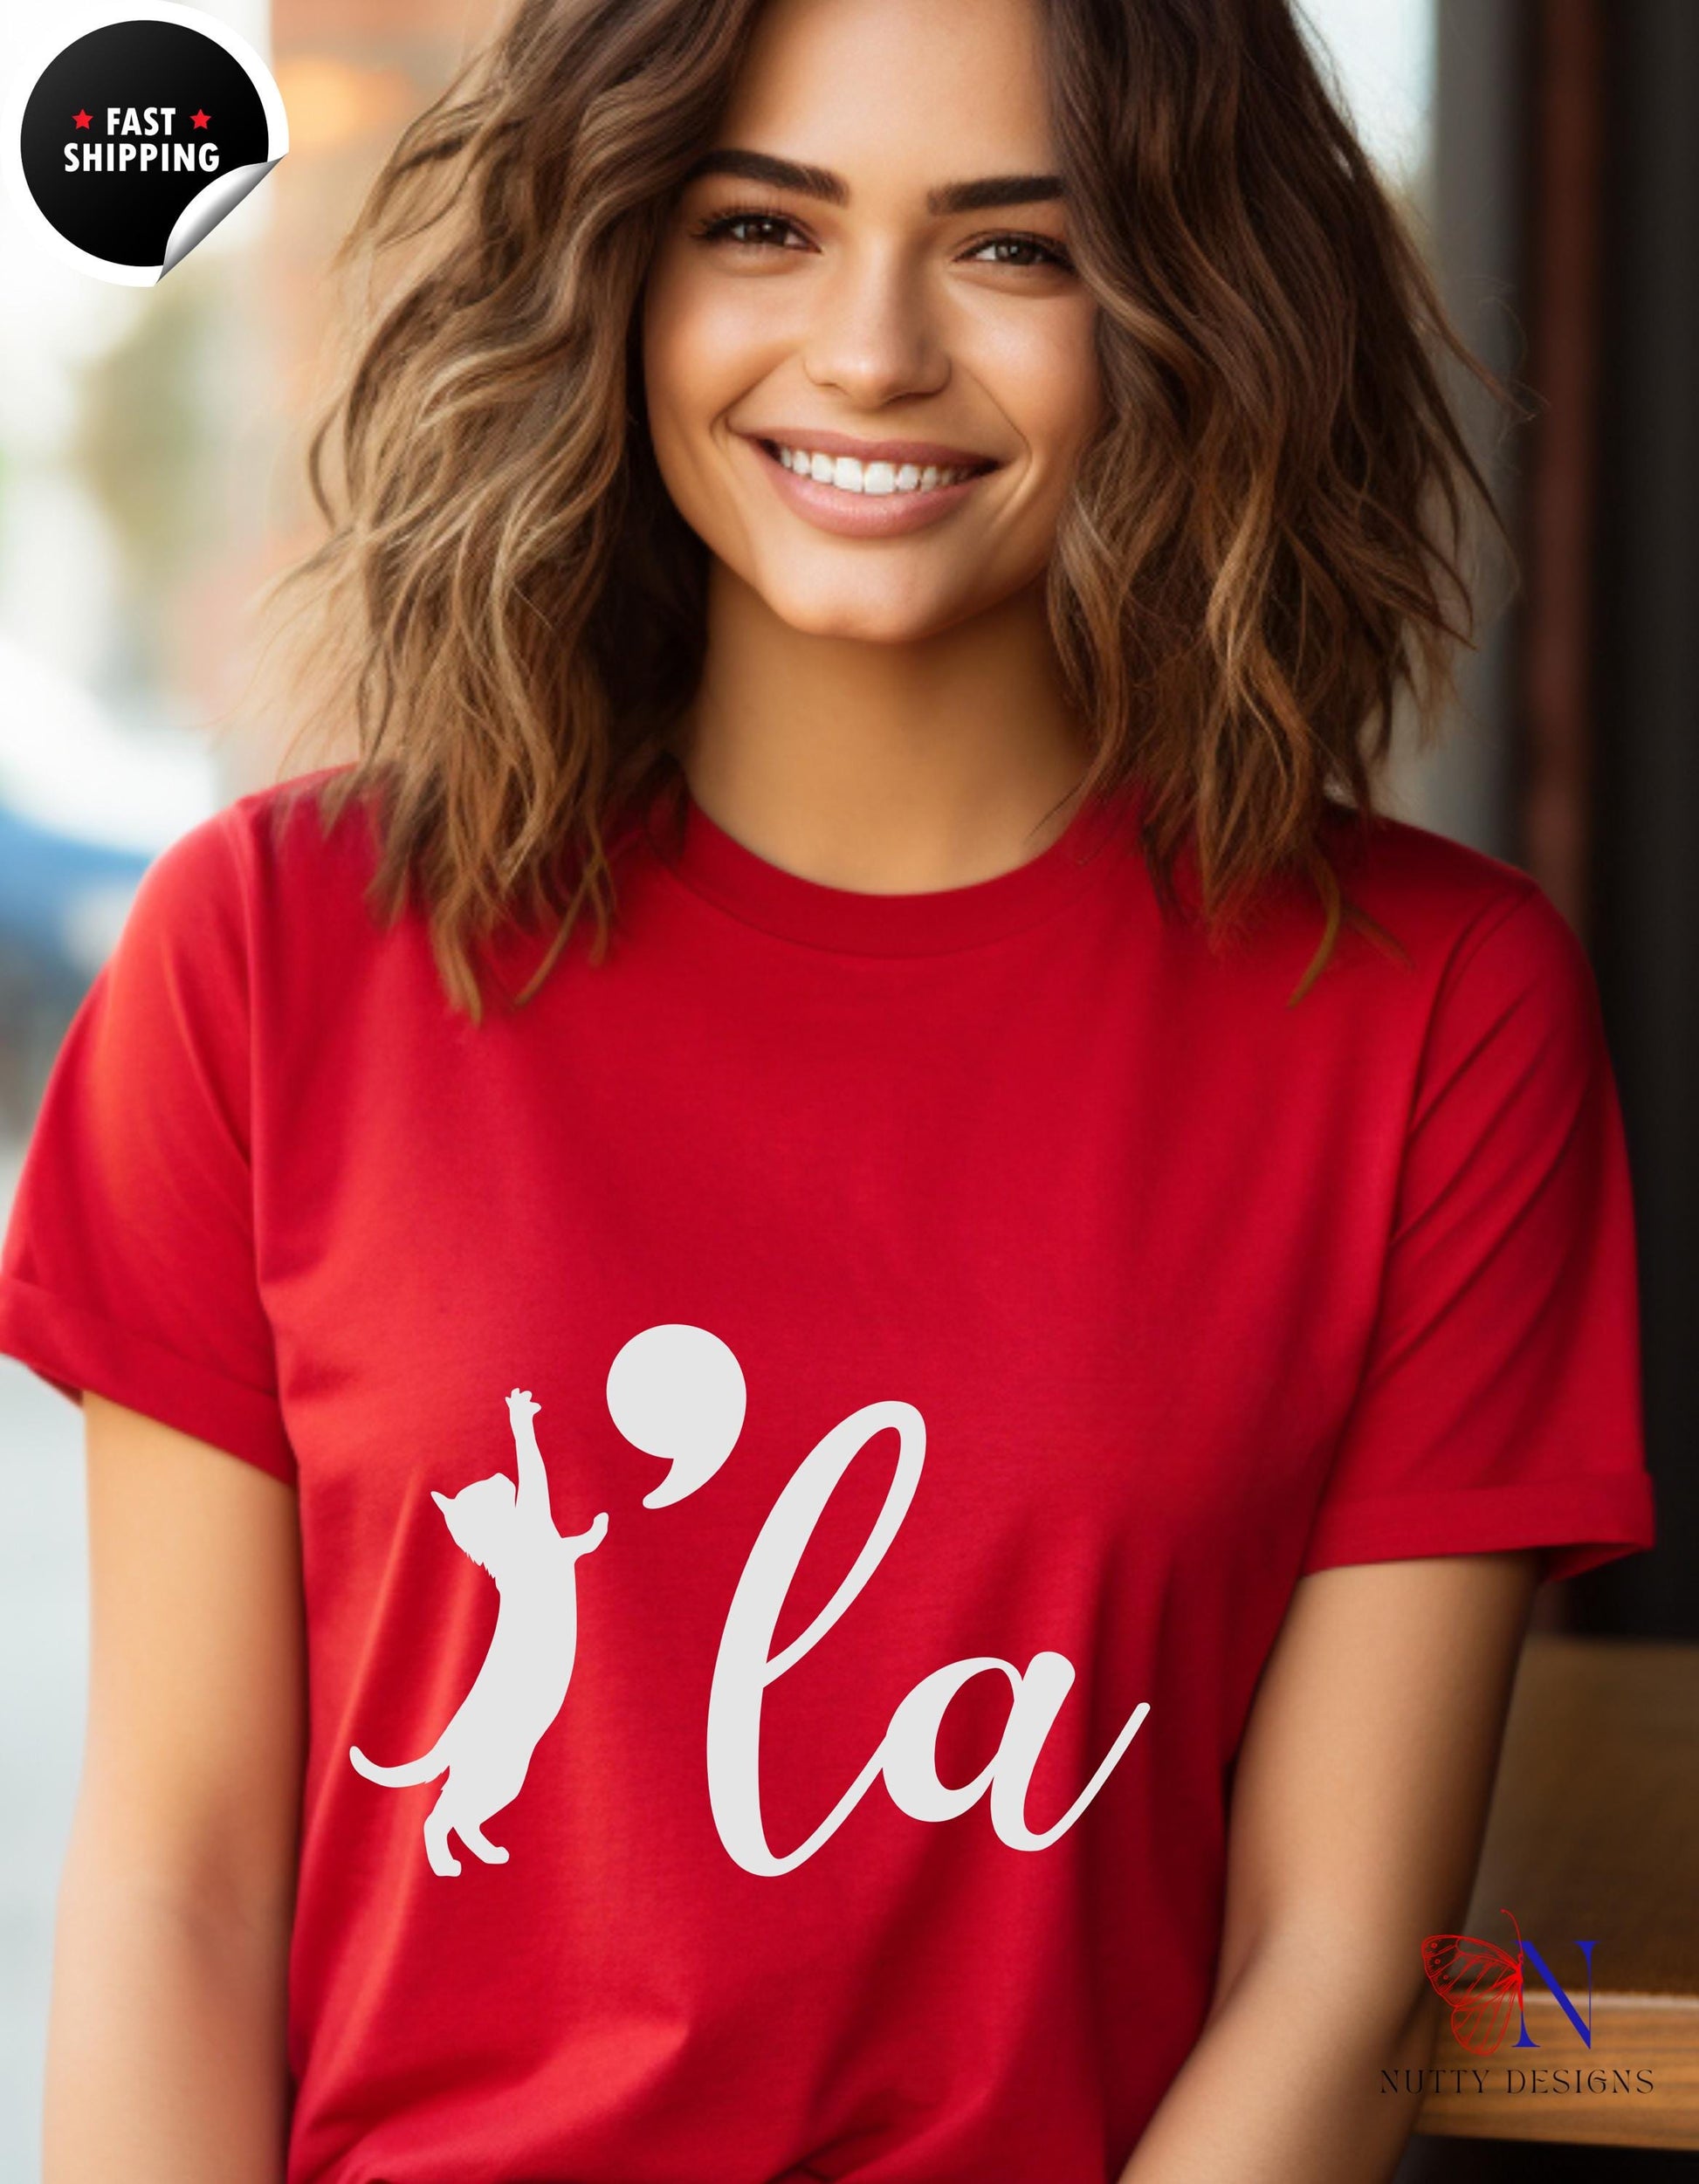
top-left (675, 561), bottom-right (1093, 893)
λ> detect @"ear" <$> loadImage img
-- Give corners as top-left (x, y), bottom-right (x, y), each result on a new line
top-left (430, 1489), bottom-right (451, 1513)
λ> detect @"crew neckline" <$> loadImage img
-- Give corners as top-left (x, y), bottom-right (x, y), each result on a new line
top-left (657, 780), bottom-right (1143, 957)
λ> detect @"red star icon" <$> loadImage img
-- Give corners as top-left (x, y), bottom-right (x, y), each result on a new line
top-left (190, 108), bottom-right (210, 128)
top-left (72, 109), bottom-right (92, 129)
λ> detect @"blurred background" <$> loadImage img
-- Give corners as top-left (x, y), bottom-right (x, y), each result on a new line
top-left (0, 0), bottom-right (1693, 2175)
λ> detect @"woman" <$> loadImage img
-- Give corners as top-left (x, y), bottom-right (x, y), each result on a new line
top-left (0, 0), bottom-right (1656, 2175)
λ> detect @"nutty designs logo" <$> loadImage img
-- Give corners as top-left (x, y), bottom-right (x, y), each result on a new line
top-left (3, 5), bottom-right (286, 284)
top-left (1421, 1908), bottom-right (1596, 2056)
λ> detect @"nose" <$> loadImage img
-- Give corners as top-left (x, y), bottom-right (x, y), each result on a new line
top-left (801, 241), bottom-right (949, 409)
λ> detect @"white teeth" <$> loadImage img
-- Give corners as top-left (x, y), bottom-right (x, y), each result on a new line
top-left (774, 443), bottom-right (978, 494)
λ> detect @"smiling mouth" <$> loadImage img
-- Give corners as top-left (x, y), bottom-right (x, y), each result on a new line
top-left (757, 437), bottom-right (998, 498)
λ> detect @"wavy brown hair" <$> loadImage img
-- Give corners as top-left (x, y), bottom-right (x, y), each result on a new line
top-left (280, 0), bottom-right (1523, 1020)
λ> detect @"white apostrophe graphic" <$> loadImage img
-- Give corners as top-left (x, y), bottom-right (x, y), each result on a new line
top-left (607, 1321), bottom-right (746, 1507)
top-left (348, 1388), bottom-right (606, 1877)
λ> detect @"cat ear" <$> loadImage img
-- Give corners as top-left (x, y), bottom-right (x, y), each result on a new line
top-left (430, 1489), bottom-right (451, 1513)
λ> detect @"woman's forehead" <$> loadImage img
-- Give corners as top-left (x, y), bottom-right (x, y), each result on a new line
top-left (716, 0), bottom-right (1057, 171)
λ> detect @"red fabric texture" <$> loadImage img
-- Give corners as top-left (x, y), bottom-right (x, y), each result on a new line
top-left (0, 767), bottom-right (1655, 2182)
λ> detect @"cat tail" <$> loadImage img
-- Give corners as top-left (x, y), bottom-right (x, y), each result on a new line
top-left (348, 1738), bottom-right (448, 1787)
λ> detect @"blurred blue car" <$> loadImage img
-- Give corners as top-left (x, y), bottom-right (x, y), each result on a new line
top-left (0, 802), bottom-right (148, 985)
top-left (0, 801), bottom-right (151, 1131)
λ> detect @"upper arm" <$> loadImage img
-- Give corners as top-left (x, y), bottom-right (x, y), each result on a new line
top-left (1220, 890), bottom-right (1647, 2014)
top-left (74, 1393), bottom-right (306, 1927)
top-left (1299, 889), bottom-right (1652, 1584)
top-left (0, 810), bottom-right (295, 1487)
top-left (1213, 1552), bottom-right (1538, 2023)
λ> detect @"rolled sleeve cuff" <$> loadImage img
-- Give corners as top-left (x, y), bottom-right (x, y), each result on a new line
top-left (0, 1272), bottom-right (296, 1487)
top-left (1298, 1472), bottom-right (1656, 1584)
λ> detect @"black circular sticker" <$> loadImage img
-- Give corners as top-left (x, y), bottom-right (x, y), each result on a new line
top-left (3, 6), bottom-right (287, 284)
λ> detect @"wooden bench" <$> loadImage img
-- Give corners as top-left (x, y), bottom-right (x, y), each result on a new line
top-left (1416, 1634), bottom-right (1699, 2151)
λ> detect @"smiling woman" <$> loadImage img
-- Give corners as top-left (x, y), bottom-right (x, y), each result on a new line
top-left (0, 0), bottom-right (1656, 2181)
top-left (278, 0), bottom-right (1509, 1001)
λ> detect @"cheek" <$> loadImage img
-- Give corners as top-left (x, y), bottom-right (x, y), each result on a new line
top-left (972, 302), bottom-right (1104, 491)
top-left (644, 262), bottom-right (777, 464)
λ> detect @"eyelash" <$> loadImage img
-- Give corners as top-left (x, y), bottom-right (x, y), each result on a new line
top-left (688, 204), bottom-right (1075, 273)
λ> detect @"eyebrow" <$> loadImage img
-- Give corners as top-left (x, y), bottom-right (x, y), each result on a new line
top-left (679, 148), bottom-right (1065, 216)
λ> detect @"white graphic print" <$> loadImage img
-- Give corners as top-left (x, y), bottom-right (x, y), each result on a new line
top-left (701, 1398), bottom-right (1152, 1875)
top-left (350, 1330), bottom-right (1151, 1878)
top-left (348, 1388), bottom-right (607, 1877)
top-left (606, 1322), bottom-right (746, 1507)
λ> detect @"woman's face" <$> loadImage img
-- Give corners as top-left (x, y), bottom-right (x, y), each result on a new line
top-left (641, 0), bottom-right (1103, 645)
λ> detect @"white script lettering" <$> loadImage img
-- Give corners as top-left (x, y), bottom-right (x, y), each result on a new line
top-left (704, 1393), bottom-right (1150, 1875)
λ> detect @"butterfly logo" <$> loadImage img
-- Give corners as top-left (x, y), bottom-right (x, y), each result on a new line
top-left (1420, 1906), bottom-right (1525, 2056)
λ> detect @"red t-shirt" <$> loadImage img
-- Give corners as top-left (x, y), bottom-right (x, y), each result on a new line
top-left (0, 766), bottom-right (1655, 2181)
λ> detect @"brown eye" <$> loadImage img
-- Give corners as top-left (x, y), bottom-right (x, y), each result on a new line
top-left (966, 232), bottom-right (1074, 271)
top-left (691, 209), bottom-right (808, 251)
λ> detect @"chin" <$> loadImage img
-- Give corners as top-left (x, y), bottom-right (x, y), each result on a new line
top-left (756, 571), bottom-right (971, 647)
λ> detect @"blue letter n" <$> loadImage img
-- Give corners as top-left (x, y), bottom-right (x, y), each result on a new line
top-left (1512, 1938), bottom-right (1597, 2049)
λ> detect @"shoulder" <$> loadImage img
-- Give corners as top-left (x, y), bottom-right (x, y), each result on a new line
top-left (1316, 803), bottom-right (1609, 1101)
top-left (221, 762), bottom-right (382, 897)
top-left (99, 767), bottom-right (393, 1035)
top-left (1317, 800), bottom-right (1592, 1000)
top-left (133, 764), bottom-right (382, 934)
top-left (1323, 800), bottom-right (1537, 944)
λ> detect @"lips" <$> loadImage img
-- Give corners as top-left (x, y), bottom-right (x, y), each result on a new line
top-left (736, 428), bottom-right (1001, 539)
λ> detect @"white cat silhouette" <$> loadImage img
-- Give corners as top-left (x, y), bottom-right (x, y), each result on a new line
top-left (349, 1387), bottom-right (608, 1877)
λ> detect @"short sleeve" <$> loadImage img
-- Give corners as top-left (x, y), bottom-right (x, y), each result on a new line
top-left (1300, 883), bottom-right (1654, 1583)
top-left (0, 809), bottom-right (294, 1484)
